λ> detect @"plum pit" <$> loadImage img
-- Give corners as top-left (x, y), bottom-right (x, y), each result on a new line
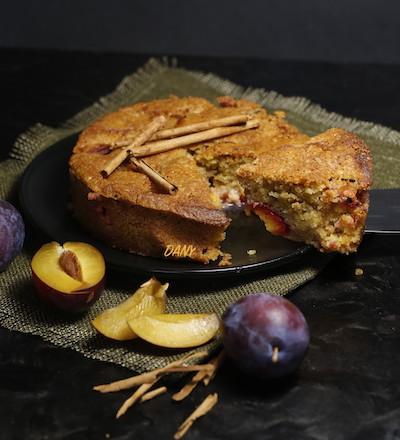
top-left (58, 249), bottom-right (82, 281)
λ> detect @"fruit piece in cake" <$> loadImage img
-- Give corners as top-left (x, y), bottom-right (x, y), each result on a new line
top-left (127, 313), bottom-right (220, 348)
top-left (92, 278), bottom-right (168, 341)
top-left (237, 128), bottom-right (372, 253)
top-left (31, 242), bottom-right (105, 312)
top-left (249, 202), bottom-right (290, 236)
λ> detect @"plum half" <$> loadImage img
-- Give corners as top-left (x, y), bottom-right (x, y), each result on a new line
top-left (0, 200), bottom-right (25, 271)
top-left (222, 293), bottom-right (309, 379)
top-left (31, 241), bottom-right (105, 312)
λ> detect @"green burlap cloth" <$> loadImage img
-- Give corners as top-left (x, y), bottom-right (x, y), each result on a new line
top-left (0, 59), bottom-right (399, 373)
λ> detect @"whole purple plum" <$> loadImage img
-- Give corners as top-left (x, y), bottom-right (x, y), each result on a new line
top-left (222, 293), bottom-right (310, 379)
top-left (0, 200), bottom-right (25, 271)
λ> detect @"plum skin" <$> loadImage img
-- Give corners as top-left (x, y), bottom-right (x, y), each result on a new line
top-left (222, 293), bottom-right (310, 379)
top-left (32, 271), bottom-right (104, 313)
top-left (0, 200), bottom-right (25, 271)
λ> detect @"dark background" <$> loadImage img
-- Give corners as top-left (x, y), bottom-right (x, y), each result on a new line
top-left (1, 0), bottom-right (400, 64)
top-left (2, 3), bottom-right (400, 439)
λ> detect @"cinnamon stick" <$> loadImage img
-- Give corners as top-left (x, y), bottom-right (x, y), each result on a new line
top-left (150, 114), bottom-right (251, 140)
top-left (130, 119), bottom-right (260, 158)
top-left (172, 350), bottom-right (225, 401)
top-left (174, 393), bottom-right (218, 439)
top-left (140, 386), bottom-right (168, 403)
top-left (203, 350), bottom-right (225, 386)
top-left (158, 365), bottom-right (213, 375)
top-left (130, 156), bottom-right (177, 194)
top-left (93, 351), bottom-right (209, 393)
top-left (95, 370), bottom-right (158, 393)
top-left (172, 369), bottom-right (209, 402)
top-left (116, 380), bottom-right (159, 418)
top-left (107, 113), bottom-right (253, 149)
top-left (100, 115), bottom-right (166, 177)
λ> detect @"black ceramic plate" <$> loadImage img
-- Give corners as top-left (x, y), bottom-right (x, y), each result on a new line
top-left (19, 135), bottom-right (311, 278)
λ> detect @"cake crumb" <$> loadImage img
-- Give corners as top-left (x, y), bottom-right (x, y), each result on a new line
top-left (355, 268), bottom-right (364, 276)
top-left (218, 253), bottom-right (232, 267)
top-left (87, 192), bottom-right (102, 201)
top-left (247, 249), bottom-right (257, 256)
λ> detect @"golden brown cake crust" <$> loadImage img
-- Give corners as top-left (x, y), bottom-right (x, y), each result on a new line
top-left (238, 128), bottom-right (372, 190)
top-left (70, 97), bottom-right (227, 223)
top-left (237, 128), bottom-right (373, 254)
top-left (191, 104), bottom-right (309, 162)
top-left (70, 177), bottom-right (228, 263)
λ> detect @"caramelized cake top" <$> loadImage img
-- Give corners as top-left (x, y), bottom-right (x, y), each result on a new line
top-left (70, 97), bottom-right (226, 226)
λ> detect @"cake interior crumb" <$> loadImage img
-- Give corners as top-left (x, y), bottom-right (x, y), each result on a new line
top-left (193, 152), bottom-right (253, 205)
top-left (240, 178), bottom-right (366, 253)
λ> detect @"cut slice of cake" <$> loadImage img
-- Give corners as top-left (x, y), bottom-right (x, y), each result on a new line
top-left (191, 97), bottom-right (309, 204)
top-left (237, 128), bottom-right (373, 253)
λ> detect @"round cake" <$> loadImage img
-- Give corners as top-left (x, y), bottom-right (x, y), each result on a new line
top-left (69, 96), bottom-right (372, 263)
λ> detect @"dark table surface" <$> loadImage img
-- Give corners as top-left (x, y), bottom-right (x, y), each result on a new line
top-left (1, 48), bottom-right (400, 440)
